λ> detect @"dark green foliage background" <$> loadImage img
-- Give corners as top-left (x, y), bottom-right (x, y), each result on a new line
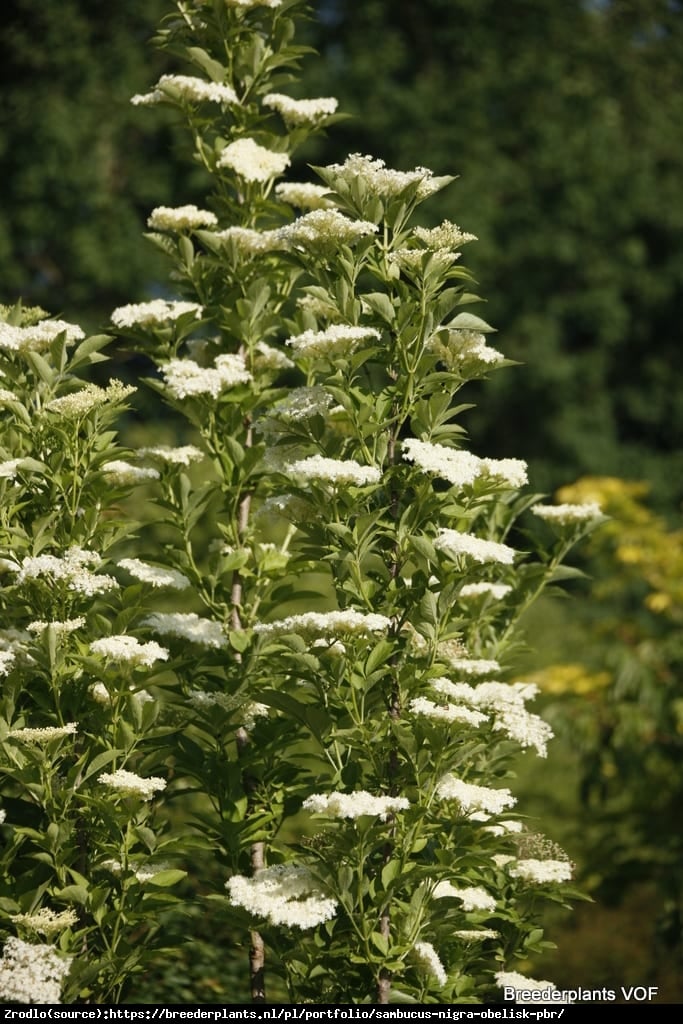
top-left (2, 0), bottom-right (682, 1002)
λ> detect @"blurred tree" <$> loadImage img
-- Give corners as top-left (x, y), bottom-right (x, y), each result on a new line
top-left (0, 0), bottom-right (197, 331)
top-left (303, 0), bottom-right (683, 508)
top-left (525, 476), bottom-right (683, 997)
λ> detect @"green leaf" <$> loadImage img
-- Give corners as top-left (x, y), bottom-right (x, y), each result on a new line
top-left (145, 869), bottom-right (187, 888)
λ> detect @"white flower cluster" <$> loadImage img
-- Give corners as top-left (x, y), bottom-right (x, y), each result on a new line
top-left (259, 386), bottom-right (336, 430)
top-left (435, 775), bottom-right (516, 815)
top-left (143, 612), bottom-right (228, 649)
top-left (437, 658), bottom-right (501, 676)
top-left (402, 438), bottom-right (527, 489)
top-left (11, 908), bottom-right (78, 936)
top-left (286, 324), bottom-right (381, 359)
top-left (254, 609), bottom-right (390, 640)
top-left (434, 530), bottom-right (517, 566)
top-left (433, 881), bottom-right (497, 913)
top-left (0, 460), bottom-right (23, 481)
top-left (532, 502), bottom-right (603, 525)
top-left (214, 226), bottom-right (288, 256)
top-left (413, 941), bottom-right (448, 987)
top-left (0, 650), bottom-right (15, 676)
top-left (98, 768), bottom-right (167, 800)
top-left (45, 380), bottom-right (135, 419)
top-left (27, 617), bottom-right (85, 637)
top-left (253, 341), bottom-right (294, 371)
top-left (226, 864), bottom-right (337, 929)
top-left (495, 971), bottom-right (565, 1003)
top-left (12, 547), bottom-right (118, 596)
top-left (90, 635), bottom-right (169, 668)
top-left (275, 182), bottom-right (334, 210)
top-left (281, 209), bottom-right (378, 249)
top-left (102, 460), bottom-right (160, 486)
top-left (508, 859), bottom-right (573, 884)
top-left (0, 319), bottom-right (84, 353)
top-left (111, 299), bottom-right (203, 330)
top-left (136, 444), bottom-right (204, 466)
top-left (147, 205), bottom-right (218, 231)
top-left (432, 678), bottom-right (552, 757)
top-left (427, 330), bottom-right (504, 371)
top-left (263, 93), bottom-right (338, 125)
top-left (162, 353), bottom-right (251, 399)
top-left (218, 138), bottom-right (290, 182)
top-left (132, 74), bottom-right (238, 107)
top-left (414, 221), bottom-right (477, 251)
top-left (226, 0), bottom-right (283, 8)
top-left (118, 558), bottom-right (190, 590)
top-left (303, 791), bottom-right (409, 821)
top-left (282, 454), bottom-right (381, 487)
top-left (0, 937), bottom-right (72, 1004)
top-left (454, 929), bottom-right (499, 942)
top-left (325, 154), bottom-right (450, 201)
top-left (389, 248), bottom-right (460, 275)
top-left (459, 582), bottom-right (512, 601)
top-left (101, 859), bottom-right (173, 883)
top-left (0, 387), bottom-right (18, 402)
top-left (408, 697), bottom-right (487, 728)
top-left (7, 723), bottom-right (78, 745)
top-left (0, 809), bottom-right (5, 824)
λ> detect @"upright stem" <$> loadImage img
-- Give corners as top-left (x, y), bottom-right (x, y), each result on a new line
top-left (378, 420), bottom-right (402, 1005)
top-left (231, 421), bottom-right (266, 1003)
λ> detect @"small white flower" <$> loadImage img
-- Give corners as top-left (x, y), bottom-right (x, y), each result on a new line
top-left (132, 74), bottom-right (238, 107)
top-left (280, 209), bottom-right (378, 249)
top-left (0, 937), bottom-right (72, 1004)
top-left (218, 138), bottom-right (290, 182)
top-left (213, 225), bottom-right (288, 256)
top-left (324, 153), bottom-right (450, 201)
top-left (508, 859), bottom-right (573, 884)
top-left (111, 299), bottom-right (203, 330)
top-left (45, 380), bottom-right (135, 418)
top-left (433, 881), bottom-right (497, 914)
top-left (90, 635), bottom-right (169, 668)
top-left (532, 502), bottom-right (603, 525)
top-left (263, 93), bottom-right (338, 126)
top-left (147, 205), bottom-right (218, 231)
top-left (435, 775), bottom-right (516, 815)
top-left (13, 547), bottom-right (118, 596)
top-left (27, 617), bottom-right (85, 637)
top-left (102, 460), bottom-right (160, 485)
top-left (459, 583), bottom-right (512, 601)
top-left (0, 319), bottom-right (84, 353)
top-left (136, 444), bottom-right (204, 466)
top-left (435, 530), bottom-right (516, 565)
top-left (226, 864), bottom-right (337, 930)
top-left (495, 971), bottom-right (566, 1003)
top-left (414, 221), bottom-right (477, 251)
top-left (254, 609), bottom-right (389, 640)
top-left (283, 454), bottom-right (380, 487)
top-left (275, 182), bottom-right (334, 210)
top-left (143, 612), bottom-right (227, 649)
top-left (0, 651), bottom-right (15, 677)
top-left (162, 353), bottom-right (251, 399)
top-left (118, 558), bottom-right (190, 590)
top-left (408, 697), bottom-right (487, 727)
top-left (413, 941), bottom-right (448, 987)
top-left (98, 768), bottom-right (166, 800)
top-left (10, 908), bottom-right (78, 936)
top-left (303, 791), bottom-right (409, 821)
top-left (7, 723), bottom-right (78, 744)
top-left (286, 324), bottom-right (381, 359)
top-left (252, 341), bottom-right (294, 371)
